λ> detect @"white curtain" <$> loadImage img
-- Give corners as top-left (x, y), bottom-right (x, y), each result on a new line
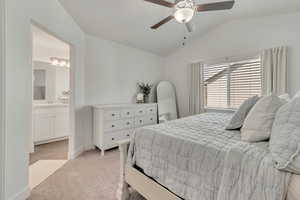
top-left (261, 46), bottom-right (287, 95)
top-left (188, 62), bottom-right (205, 115)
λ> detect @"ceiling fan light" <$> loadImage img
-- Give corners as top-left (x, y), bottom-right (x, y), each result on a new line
top-left (174, 8), bottom-right (194, 23)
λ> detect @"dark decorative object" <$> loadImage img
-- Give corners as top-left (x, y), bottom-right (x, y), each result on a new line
top-left (137, 82), bottom-right (153, 103)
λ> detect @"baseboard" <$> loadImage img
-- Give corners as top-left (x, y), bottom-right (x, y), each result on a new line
top-left (69, 145), bottom-right (84, 159)
top-left (7, 186), bottom-right (30, 200)
top-left (84, 144), bottom-right (95, 151)
top-left (68, 144), bottom-right (95, 160)
top-left (34, 136), bottom-right (69, 146)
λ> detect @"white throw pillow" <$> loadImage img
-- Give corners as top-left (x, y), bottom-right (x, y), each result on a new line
top-left (270, 96), bottom-right (300, 174)
top-left (226, 95), bottom-right (260, 130)
top-left (279, 93), bottom-right (291, 102)
top-left (241, 94), bottom-right (285, 142)
top-left (294, 90), bottom-right (300, 99)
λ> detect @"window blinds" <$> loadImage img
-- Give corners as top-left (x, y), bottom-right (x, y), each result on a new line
top-left (203, 64), bottom-right (228, 108)
top-left (229, 61), bottom-right (262, 108)
top-left (203, 59), bottom-right (262, 109)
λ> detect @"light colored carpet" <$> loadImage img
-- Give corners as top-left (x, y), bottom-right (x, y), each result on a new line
top-left (29, 160), bottom-right (67, 190)
top-left (28, 149), bottom-right (121, 200)
top-left (28, 148), bottom-right (145, 200)
top-left (30, 140), bottom-right (68, 165)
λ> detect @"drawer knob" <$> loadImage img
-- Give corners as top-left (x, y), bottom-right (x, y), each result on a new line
top-left (139, 111), bottom-right (143, 113)
top-left (139, 120), bottom-right (142, 123)
top-left (127, 112), bottom-right (130, 115)
top-left (111, 138), bottom-right (115, 141)
top-left (126, 122), bottom-right (130, 125)
top-left (126, 134), bottom-right (130, 137)
top-left (112, 113), bottom-right (115, 116)
top-left (111, 124), bottom-right (115, 128)
top-left (150, 118), bottom-right (153, 120)
top-left (150, 109), bottom-right (153, 111)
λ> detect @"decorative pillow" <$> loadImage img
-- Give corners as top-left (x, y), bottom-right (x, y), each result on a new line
top-left (241, 94), bottom-right (285, 142)
top-left (294, 90), bottom-right (300, 99)
top-left (226, 95), bottom-right (260, 130)
top-left (279, 93), bottom-right (291, 102)
top-left (270, 96), bottom-right (300, 174)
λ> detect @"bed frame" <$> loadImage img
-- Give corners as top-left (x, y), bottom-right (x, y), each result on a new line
top-left (116, 139), bottom-right (181, 200)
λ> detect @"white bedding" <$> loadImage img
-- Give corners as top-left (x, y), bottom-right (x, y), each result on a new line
top-left (128, 112), bottom-right (292, 200)
top-left (287, 175), bottom-right (300, 200)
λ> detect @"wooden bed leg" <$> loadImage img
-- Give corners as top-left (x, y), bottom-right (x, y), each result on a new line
top-left (116, 139), bottom-right (130, 200)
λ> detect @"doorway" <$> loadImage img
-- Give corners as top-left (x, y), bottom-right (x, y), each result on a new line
top-left (29, 24), bottom-right (72, 190)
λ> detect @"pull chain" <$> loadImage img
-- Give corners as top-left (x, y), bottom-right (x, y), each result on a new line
top-left (182, 24), bottom-right (189, 46)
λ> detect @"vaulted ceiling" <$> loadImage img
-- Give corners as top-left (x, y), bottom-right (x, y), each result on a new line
top-left (59, 0), bottom-right (300, 56)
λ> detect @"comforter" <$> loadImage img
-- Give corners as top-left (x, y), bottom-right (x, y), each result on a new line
top-left (127, 112), bottom-right (291, 200)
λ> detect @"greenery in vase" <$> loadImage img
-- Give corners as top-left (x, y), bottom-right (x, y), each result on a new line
top-left (137, 82), bottom-right (153, 97)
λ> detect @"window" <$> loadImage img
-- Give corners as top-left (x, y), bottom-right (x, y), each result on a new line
top-left (203, 59), bottom-right (262, 109)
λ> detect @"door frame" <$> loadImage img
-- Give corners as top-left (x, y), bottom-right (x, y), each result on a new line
top-left (30, 21), bottom-right (76, 160)
top-left (0, 0), bottom-right (6, 198)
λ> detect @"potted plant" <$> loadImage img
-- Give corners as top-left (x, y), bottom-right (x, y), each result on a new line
top-left (137, 82), bottom-right (153, 103)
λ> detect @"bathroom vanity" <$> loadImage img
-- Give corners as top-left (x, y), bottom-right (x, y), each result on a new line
top-left (33, 103), bottom-right (70, 144)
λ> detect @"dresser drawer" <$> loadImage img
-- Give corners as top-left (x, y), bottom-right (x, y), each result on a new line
top-left (146, 106), bottom-right (156, 115)
top-left (121, 109), bottom-right (134, 118)
top-left (104, 120), bottom-right (122, 131)
top-left (135, 117), bottom-right (146, 127)
top-left (104, 119), bottom-right (134, 131)
top-left (121, 119), bottom-right (134, 129)
top-left (103, 132), bottom-right (119, 148)
top-left (119, 129), bottom-right (133, 140)
top-left (103, 130), bottom-right (132, 148)
top-left (104, 110), bottom-right (120, 121)
top-left (145, 115), bottom-right (157, 125)
top-left (135, 108), bottom-right (146, 116)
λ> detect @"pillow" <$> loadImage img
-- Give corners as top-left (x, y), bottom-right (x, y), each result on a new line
top-left (226, 95), bottom-right (260, 130)
top-left (241, 94), bottom-right (285, 142)
top-left (270, 96), bottom-right (300, 174)
top-left (294, 90), bottom-right (300, 99)
top-left (279, 93), bottom-right (291, 102)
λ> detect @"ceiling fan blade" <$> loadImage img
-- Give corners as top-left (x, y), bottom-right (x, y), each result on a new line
top-left (185, 22), bottom-right (193, 33)
top-left (197, 1), bottom-right (235, 12)
top-left (144, 0), bottom-right (175, 8)
top-left (151, 15), bottom-right (174, 29)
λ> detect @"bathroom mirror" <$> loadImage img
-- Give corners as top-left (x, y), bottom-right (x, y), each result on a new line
top-left (157, 81), bottom-right (178, 123)
top-left (33, 69), bottom-right (46, 100)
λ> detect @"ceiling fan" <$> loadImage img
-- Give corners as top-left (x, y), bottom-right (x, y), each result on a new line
top-left (145, 0), bottom-right (235, 32)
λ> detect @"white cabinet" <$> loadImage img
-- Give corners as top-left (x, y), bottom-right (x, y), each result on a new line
top-left (33, 113), bottom-right (55, 142)
top-left (33, 105), bottom-right (70, 144)
top-left (93, 103), bottom-right (158, 156)
top-left (54, 107), bottom-right (70, 138)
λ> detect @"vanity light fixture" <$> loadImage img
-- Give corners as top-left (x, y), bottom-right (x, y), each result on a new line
top-left (50, 57), bottom-right (70, 68)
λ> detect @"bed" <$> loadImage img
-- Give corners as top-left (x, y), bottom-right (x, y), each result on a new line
top-left (117, 112), bottom-right (300, 200)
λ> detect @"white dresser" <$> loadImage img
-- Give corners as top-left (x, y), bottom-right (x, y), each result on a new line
top-left (93, 103), bottom-right (157, 155)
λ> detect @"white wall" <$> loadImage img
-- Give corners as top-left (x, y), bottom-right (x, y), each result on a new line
top-left (0, 0), bottom-right (6, 199)
top-left (33, 43), bottom-right (69, 64)
top-left (85, 35), bottom-right (164, 104)
top-left (164, 12), bottom-right (300, 117)
top-left (84, 35), bottom-right (164, 147)
top-left (4, 0), bottom-right (86, 199)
